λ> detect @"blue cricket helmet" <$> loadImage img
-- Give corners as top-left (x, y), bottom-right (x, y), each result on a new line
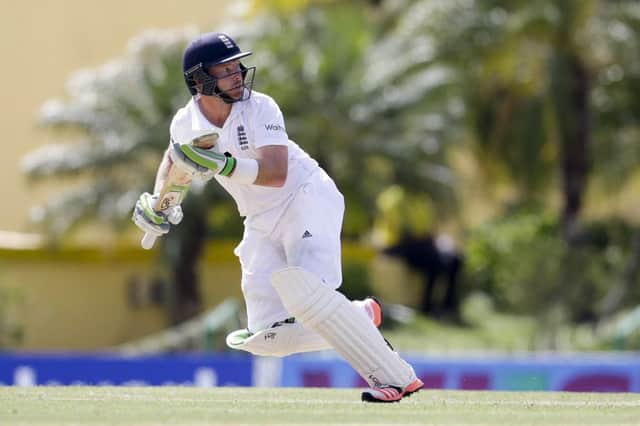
top-left (183, 32), bottom-right (255, 102)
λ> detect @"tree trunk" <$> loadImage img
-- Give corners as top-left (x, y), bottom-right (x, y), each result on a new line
top-left (551, 51), bottom-right (591, 245)
top-left (163, 198), bottom-right (207, 324)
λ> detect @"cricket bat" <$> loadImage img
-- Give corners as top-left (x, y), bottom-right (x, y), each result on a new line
top-left (141, 133), bottom-right (219, 250)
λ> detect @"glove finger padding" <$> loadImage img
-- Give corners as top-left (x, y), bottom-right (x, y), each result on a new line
top-left (166, 205), bottom-right (183, 225)
top-left (132, 192), bottom-right (171, 236)
top-left (169, 143), bottom-right (216, 181)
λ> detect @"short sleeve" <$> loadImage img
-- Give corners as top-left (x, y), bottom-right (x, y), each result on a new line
top-left (169, 103), bottom-right (220, 146)
top-left (253, 96), bottom-right (289, 148)
top-left (169, 107), bottom-right (190, 145)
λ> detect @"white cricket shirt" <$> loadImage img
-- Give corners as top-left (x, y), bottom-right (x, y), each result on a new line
top-left (169, 91), bottom-right (319, 218)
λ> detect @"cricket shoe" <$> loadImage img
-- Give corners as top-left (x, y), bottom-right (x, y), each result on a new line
top-left (361, 378), bottom-right (424, 403)
top-left (353, 297), bottom-right (383, 328)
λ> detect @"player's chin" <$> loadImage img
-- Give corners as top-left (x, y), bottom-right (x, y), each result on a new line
top-left (227, 86), bottom-right (244, 100)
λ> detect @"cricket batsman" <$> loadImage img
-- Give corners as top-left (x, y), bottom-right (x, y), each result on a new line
top-left (132, 32), bottom-right (423, 402)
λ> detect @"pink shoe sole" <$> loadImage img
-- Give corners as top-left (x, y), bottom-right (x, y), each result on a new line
top-left (361, 378), bottom-right (424, 403)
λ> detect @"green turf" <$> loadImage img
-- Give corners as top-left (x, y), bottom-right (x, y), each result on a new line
top-left (1, 387), bottom-right (638, 425)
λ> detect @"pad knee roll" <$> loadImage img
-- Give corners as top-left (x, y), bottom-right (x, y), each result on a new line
top-left (271, 267), bottom-right (417, 389)
top-left (271, 267), bottom-right (346, 328)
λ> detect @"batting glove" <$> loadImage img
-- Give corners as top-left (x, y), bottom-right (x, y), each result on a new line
top-left (169, 143), bottom-right (219, 181)
top-left (132, 192), bottom-right (183, 237)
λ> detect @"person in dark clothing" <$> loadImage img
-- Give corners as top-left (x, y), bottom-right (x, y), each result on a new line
top-left (383, 233), bottom-right (463, 317)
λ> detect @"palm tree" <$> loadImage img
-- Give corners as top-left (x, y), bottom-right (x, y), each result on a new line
top-left (401, 0), bottom-right (640, 329)
top-left (23, 28), bottom-right (196, 235)
top-left (237, 2), bottom-right (459, 236)
top-left (408, 0), bottom-right (640, 242)
top-left (21, 28), bottom-right (213, 323)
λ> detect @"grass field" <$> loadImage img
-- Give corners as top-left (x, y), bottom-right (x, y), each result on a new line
top-left (1, 387), bottom-right (638, 425)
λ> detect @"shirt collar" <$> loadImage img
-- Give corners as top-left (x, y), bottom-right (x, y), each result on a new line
top-left (190, 94), bottom-right (246, 131)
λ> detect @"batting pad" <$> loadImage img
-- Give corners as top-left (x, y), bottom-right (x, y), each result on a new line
top-left (226, 322), bottom-right (332, 357)
top-left (271, 267), bottom-right (417, 388)
top-left (227, 300), bottom-right (382, 357)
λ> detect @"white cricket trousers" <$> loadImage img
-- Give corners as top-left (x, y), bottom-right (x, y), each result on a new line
top-left (234, 169), bottom-right (345, 332)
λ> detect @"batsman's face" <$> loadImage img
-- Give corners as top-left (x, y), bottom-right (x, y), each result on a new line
top-left (208, 60), bottom-right (244, 100)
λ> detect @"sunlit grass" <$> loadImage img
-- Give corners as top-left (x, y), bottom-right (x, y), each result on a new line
top-left (0, 387), bottom-right (638, 425)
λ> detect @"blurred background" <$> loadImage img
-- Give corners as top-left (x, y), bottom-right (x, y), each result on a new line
top-left (1, 0), bottom-right (639, 390)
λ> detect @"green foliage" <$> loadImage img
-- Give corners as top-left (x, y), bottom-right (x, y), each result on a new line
top-left (242, 3), bottom-right (459, 236)
top-left (420, 0), bottom-right (640, 323)
top-left (386, 294), bottom-right (537, 352)
top-left (466, 211), bottom-right (637, 323)
top-left (339, 261), bottom-right (373, 301)
top-left (465, 211), bottom-right (556, 304)
top-left (420, 0), bottom-right (640, 225)
top-left (371, 185), bottom-right (435, 246)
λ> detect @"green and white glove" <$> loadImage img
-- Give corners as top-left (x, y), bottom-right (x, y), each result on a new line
top-left (169, 142), bottom-right (236, 179)
top-left (132, 192), bottom-right (183, 237)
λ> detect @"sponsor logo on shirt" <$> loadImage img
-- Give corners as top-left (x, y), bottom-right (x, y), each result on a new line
top-left (237, 125), bottom-right (249, 151)
top-left (265, 123), bottom-right (286, 132)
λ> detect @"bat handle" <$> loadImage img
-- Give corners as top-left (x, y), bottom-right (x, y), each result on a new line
top-left (141, 233), bottom-right (157, 250)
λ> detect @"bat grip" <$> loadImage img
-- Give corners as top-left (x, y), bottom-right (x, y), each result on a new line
top-left (141, 233), bottom-right (157, 250)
